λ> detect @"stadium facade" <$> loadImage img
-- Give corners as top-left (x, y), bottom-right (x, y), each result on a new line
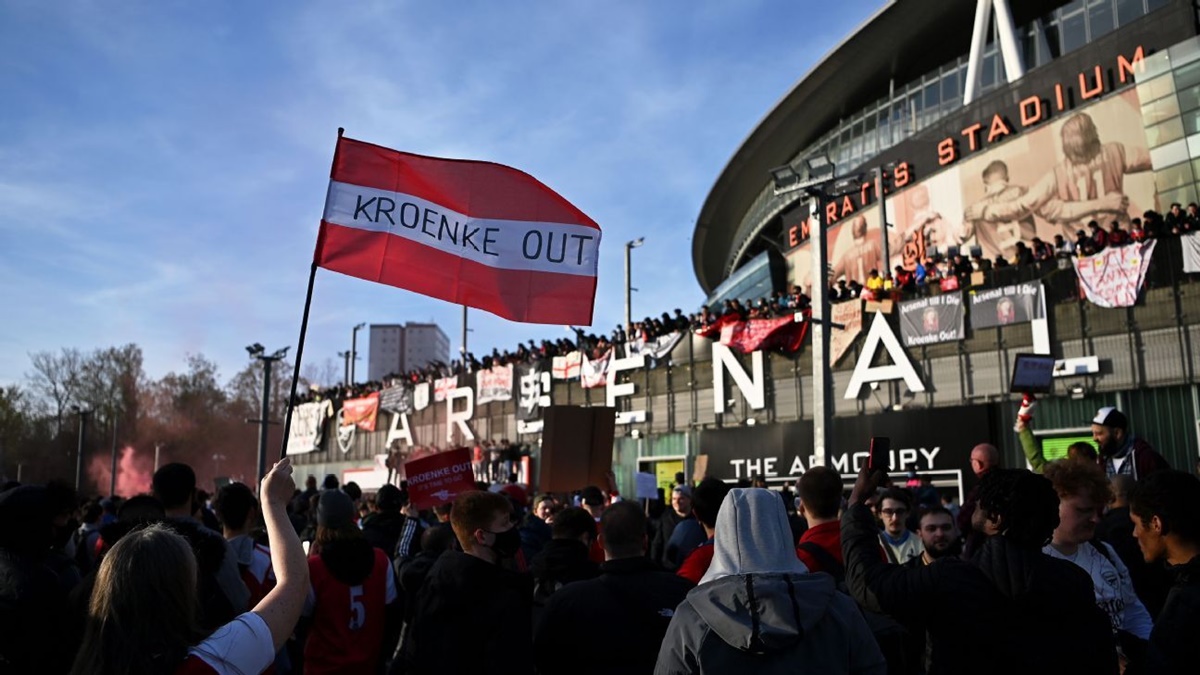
top-left (289, 0), bottom-right (1200, 497)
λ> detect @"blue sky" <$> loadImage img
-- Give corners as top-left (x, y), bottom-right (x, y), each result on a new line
top-left (0, 0), bottom-right (883, 387)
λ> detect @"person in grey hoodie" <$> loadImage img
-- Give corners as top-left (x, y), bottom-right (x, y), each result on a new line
top-left (654, 488), bottom-right (886, 675)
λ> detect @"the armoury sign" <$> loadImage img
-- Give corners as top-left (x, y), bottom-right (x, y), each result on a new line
top-left (969, 282), bottom-right (1045, 329)
top-left (698, 405), bottom-right (994, 495)
top-left (899, 293), bottom-right (965, 347)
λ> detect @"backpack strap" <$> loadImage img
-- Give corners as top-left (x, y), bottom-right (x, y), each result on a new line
top-left (797, 541), bottom-right (845, 581)
top-left (1089, 539), bottom-right (1117, 566)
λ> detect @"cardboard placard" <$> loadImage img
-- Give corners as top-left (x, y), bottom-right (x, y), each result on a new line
top-left (635, 472), bottom-right (658, 500)
top-left (404, 448), bottom-right (476, 509)
top-left (538, 406), bottom-right (616, 492)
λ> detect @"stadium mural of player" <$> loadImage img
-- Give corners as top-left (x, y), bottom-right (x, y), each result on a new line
top-left (881, 89), bottom-right (1156, 265)
top-left (786, 209), bottom-right (883, 293)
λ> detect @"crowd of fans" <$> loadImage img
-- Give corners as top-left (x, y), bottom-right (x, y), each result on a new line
top-left (3, 399), bottom-right (1199, 673)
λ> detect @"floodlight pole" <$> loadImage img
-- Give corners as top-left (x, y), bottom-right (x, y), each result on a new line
top-left (808, 193), bottom-right (833, 468)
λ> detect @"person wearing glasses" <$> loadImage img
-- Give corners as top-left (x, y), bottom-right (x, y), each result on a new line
top-left (877, 488), bottom-right (923, 564)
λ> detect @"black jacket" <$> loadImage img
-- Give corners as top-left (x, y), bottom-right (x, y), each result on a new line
top-left (362, 511), bottom-right (409, 561)
top-left (650, 509), bottom-right (689, 571)
top-left (534, 557), bottom-right (691, 675)
top-left (530, 538), bottom-right (599, 606)
top-left (1142, 555), bottom-right (1200, 674)
top-left (844, 503), bottom-right (1118, 675)
top-left (401, 550), bottom-right (533, 674)
top-left (843, 504), bottom-right (1009, 675)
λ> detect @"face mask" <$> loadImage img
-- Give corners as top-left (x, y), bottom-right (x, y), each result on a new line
top-left (485, 526), bottom-right (522, 558)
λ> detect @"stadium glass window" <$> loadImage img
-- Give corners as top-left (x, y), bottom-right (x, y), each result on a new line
top-left (1146, 0), bottom-right (1168, 11)
top-left (1156, 162), bottom-right (1194, 192)
top-left (1158, 185), bottom-right (1194, 210)
top-left (981, 51), bottom-right (999, 90)
top-left (1138, 74), bottom-right (1176, 105)
top-left (1146, 117), bottom-right (1185, 148)
top-left (1061, 10), bottom-right (1087, 54)
top-left (1114, 0), bottom-right (1142, 26)
top-left (1175, 61), bottom-right (1200, 95)
top-left (1087, 0), bottom-right (1114, 38)
top-left (1142, 95), bottom-right (1181, 125)
top-left (941, 68), bottom-right (961, 104)
top-left (1191, 158), bottom-right (1200, 184)
top-left (1182, 108), bottom-right (1200, 137)
top-left (924, 80), bottom-right (940, 110)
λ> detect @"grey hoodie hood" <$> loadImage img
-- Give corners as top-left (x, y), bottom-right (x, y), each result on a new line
top-left (687, 489), bottom-right (837, 654)
top-left (700, 488), bottom-right (808, 584)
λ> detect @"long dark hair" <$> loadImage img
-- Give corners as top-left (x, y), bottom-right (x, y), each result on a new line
top-left (70, 523), bottom-right (205, 675)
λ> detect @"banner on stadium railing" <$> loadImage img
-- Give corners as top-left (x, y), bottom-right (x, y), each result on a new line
top-left (899, 293), bottom-right (966, 347)
top-left (718, 315), bottom-right (809, 354)
top-left (552, 351), bottom-right (583, 380)
top-left (379, 384), bottom-right (414, 414)
top-left (626, 331), bottom-right (684, 360)
top-left (515, 364), bottom-right (551, 421)
top-left (831, 301), bottom-right (864, 365)
top-left (1073, 241), bottom-right (1157, 308)
top-left (340, 392), bottom-right (380, 432)
top-left (476, 364), bottom-right (514, 404)
top-left (1183, 232), bottom-right (1200, 273)
top-left (969, 282), bottom-right (1045, 329)
top-left (433, 376), bottom-right (457, 402)
top-left (581, 350), bottom-right (611, 388)
top-left (413, 382), bottom-right (430, 410)
top-left (286, 400), bottom-right (333, 455)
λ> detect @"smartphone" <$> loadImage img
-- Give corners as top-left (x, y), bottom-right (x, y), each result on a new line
top-left (868, 437), bottom-right (890, 472)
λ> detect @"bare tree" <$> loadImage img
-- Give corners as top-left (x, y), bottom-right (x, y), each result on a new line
top-left (301, 357), bottom-right (341, 389)
top-left (26, 348), bottom-right (82, 436)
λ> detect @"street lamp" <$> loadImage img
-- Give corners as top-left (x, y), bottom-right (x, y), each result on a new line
top-left (350, 322), bottom-right (366, 385)
top-left (771, 155), bottom-right (858, 468)
top-left (70, 405), bottom-right (91, 491)
top-left (624, 237), bottom-right (645, 331)
top-left (249, 345), bottom-right (289, 482)
top-left (337, 351), bottom-right (351, 387)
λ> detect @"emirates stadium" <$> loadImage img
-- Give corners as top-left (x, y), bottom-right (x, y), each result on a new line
top-left (289, 0), bottom-right (1200, 499)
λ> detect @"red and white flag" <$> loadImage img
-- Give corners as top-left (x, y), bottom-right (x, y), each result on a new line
top-left (316, 136), bottom-right (601, 325)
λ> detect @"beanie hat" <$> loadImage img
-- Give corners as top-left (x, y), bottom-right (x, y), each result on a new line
top-left (318, 489), bottom-right (356, 529)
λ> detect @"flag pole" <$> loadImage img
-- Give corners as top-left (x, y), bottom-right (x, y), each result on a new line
top-left (280, 127), bottom-right (344, 460)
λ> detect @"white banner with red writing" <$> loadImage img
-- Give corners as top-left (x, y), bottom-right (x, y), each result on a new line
top-left (340, 392), bottom-right (379, 432)
top-left (404, 448), bottom-right (477, 509)
top-left (315, 136), bottom-right (601, 325)
top-left (433, 376), bottom-right (457, 402)
top-left (1183, 231), bottom-right (1200, 273)
top-left (476, 364), bottom-right (514, 404)
top-left (1073, 241), bottom-right (1157, 308)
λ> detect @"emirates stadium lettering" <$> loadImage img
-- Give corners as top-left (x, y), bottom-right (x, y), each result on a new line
top-left (789, 45), bottom-right (1150, 235)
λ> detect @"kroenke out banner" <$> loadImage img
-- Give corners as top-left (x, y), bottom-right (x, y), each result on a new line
top-left (899, 293), bottom-right (966, 347)
top-left (698, 405), bottom-right (993, 492)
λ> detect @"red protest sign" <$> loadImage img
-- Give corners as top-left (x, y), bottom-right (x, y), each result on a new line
top-left (404, 448), bottom-right (476, 509)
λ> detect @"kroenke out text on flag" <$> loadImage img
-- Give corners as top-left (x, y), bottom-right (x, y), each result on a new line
top-left (315, 136), bottom-right (601, 326)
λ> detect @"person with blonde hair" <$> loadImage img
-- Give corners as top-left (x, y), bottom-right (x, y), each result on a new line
top-left (70, 459), bottom-right (308, 674)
